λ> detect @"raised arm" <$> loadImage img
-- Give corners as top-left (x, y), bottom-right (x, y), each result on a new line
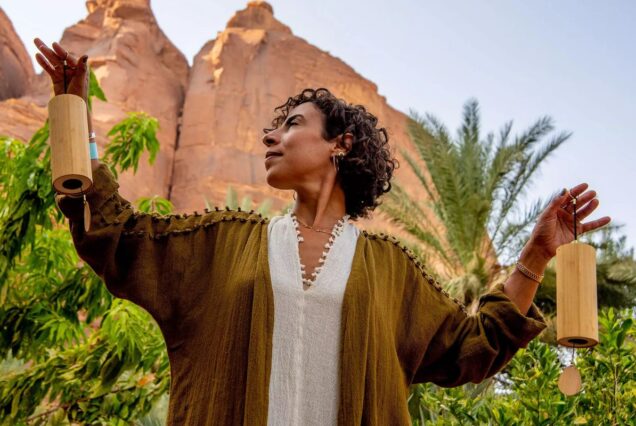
top-left (397, 253), bottom-right (547, 387)
top-left (408, 181), bottom-right (612, 386)
top-left (55, 163), bottom-right (263, 343)
top-left (38, 37), bottom-right (266, 345)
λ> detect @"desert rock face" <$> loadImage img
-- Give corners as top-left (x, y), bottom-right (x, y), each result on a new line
top-left (0, 8), bottom-right (34, 101)
top-left (173, 3), bottom-right (428, 222)
top-left (58, 0), bottom-right (189, 201)
top-left (0, 1), bottom-right (479, 278)
top-left (171, 1), bottom-right (458, 274)
top-left (0, 7), bottom-right (49, 143)
top-left (0, 0), bottom-right (189, 202)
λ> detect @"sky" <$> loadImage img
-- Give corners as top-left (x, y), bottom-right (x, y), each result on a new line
top-left (3, 0), bottom-right (635, 253)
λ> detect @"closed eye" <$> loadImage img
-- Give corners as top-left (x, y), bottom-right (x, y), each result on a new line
top-left (284, 114), bottom-right (303, 128)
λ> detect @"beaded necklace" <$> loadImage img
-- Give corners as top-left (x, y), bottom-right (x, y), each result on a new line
top-left (289, 211), bottom-right (350, 288)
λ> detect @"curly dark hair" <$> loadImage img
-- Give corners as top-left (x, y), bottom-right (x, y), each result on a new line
top-left (263, 88), bottom-right (399, 221)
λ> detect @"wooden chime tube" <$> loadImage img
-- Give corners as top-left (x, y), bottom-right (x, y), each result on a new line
top-left (48, 94), bottom-right (93, 196)
top-left (556, 241), bottom-right (599, 348)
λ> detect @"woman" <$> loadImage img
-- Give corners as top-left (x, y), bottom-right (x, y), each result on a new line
top-left (35, 38), bottom-right (611, 425)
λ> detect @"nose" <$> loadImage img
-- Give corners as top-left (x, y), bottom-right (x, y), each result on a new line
top-left (262, 128), bottom-right (279, 147)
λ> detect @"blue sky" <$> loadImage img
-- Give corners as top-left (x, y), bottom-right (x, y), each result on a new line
top-left (4, 0), bottom-right (634, 253)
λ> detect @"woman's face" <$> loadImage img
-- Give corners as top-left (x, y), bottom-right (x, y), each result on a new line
top-left (262, 102), bottom-right (336, 190)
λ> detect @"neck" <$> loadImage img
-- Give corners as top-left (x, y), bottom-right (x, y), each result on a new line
top-left (292, 178), bottom-right (347, 228)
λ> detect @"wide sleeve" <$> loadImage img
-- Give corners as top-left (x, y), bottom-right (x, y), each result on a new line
top-left (54, 163), bottom-right (263, 339)
top-left (401, 258), bottom-right (548, 387)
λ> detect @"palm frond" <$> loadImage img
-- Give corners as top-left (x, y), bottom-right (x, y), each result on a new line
top-left (397, 147), bottom-right (439, 206)
top-left (389, 101), bottom-right (572, 302)
top-left (494, 197), bottom-right (549, 264)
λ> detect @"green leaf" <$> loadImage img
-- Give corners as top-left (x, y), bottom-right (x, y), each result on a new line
top-left (87, 68), bottom-right (107, 111)
top-left (100, 111), bottom-right (160, 176)
top-left (99, 352), bottom-right (125, 388)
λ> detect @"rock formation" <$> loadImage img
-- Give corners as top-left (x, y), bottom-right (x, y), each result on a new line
top-left (0, 0), bottom-right (189, 202)
top-left (0, 8), bottom-right (34, 101)
top-left (0, 7), bottom-right (49, 142)
top-left (0, 1), bottom-right (476, 278)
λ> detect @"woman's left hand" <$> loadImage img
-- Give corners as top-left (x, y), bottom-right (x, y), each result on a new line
top-left (526, 183), bottom-right (612, 262)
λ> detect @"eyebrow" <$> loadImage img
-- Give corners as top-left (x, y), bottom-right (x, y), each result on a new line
top-left (283, 114), bottom-right (304, 125)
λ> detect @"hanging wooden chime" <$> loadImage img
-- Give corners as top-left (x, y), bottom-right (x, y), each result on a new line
top-left (48, 57), bottom-right (93, 231)
top-left (555, 189), bottom-right (598, 395)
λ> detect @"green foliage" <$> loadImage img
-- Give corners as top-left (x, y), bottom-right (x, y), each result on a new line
top-left (0, 300), bottom-right (169, 424)
top-left (590, 225), bottom-right (636, 309)
top-left (574, 308), bottom-right (636, 424)
top-left (408, 307), bottom-right (636, 425)
top-left (0, 69), bottom-right (115, 287)
top-left (135, 196), bottom-right (174, 215)
top-left (134, 392), bottom-right (169, 426)
top-left (408, 379), bottom-right (495, 424)
top-left (87, 68), bottom-right (107, 112)
top-left (382, 99), bottom-right (571, 305)
top-left (209, 185), bottom-right (284, 218)
top-left (0, 74), bottom-right (170, 423)
top-left (0, 124), bottom-right (59, 288)
top-left (225, 185), bottom-right (239, 210)
top-left (102, 112), bottom-right (160, 178)
top-left (0, 224), bottom-right (169, 423)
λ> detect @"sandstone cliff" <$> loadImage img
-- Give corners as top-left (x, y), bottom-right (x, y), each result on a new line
top-left (0, 8), bottom-right (34, 101)
top-left (0, 0), bottom-right (188, 202)
top-left (0, 1), bottom-right (474, 278)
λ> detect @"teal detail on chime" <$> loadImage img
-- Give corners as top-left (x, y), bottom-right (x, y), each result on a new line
top-left (89, 142), bottom-right (98, 159)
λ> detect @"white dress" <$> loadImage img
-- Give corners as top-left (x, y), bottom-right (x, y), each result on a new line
top-left (266, 212), bottom-right (361, 425)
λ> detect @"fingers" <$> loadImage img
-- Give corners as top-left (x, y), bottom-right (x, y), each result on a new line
top-left (35, 52), bottom-right (57, 77)
top-left (548, 187), bottom-right (574, 213)
top-left (554, 182), bottom-right (612, 234)
top-left (77, 54), bottom-right (90, 91)
top-left (553, 182), bottom-right (588, 210)
top-left (574, 197), bottom-right (599, 220)
top-left (563, 189), bottom-right (596, 212)
top-left (80, 55), bottom-right (89, 78)
top-left (33, 38), bottom-right (79, 69)
top-left (34, 38), bottom-right (63, 68)
top-left (548, 182), bottom-right (597, 219)
top-left (581, 216), bottom-right (611, 234)
top-left (52, 41), bottom-right (79, 67)
top-left (569, 182), bottom-right (589, 198)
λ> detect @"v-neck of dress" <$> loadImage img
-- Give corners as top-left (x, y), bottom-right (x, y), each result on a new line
top-left (264, 212), bottom-right (361, 293)
top-left (289, 212), bottom-right (348, 292)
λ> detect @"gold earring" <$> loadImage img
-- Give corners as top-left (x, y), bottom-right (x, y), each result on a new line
top-left (333, 151), bottom-right (345, 172)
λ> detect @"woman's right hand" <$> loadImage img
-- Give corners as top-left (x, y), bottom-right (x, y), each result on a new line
top-left (33, 37), bottom-right (89, 104)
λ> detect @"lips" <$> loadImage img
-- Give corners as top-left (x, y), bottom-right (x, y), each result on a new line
top-left (265, 152), bottom-right (283, 159)
top-left (265, 155), bottom-right (281, 165)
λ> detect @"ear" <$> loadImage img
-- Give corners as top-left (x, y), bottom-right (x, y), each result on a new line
top-left (337, 132), bottom-right (354, 153)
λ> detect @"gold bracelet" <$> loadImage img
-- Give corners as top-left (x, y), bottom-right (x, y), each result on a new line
top-left (516, 260), bottom-right (544, 284)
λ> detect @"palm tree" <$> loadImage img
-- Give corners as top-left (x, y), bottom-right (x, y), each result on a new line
top-left (593, 225), bottom-right (636, 308)
top-left (382, 98), bottom-right (571, 307)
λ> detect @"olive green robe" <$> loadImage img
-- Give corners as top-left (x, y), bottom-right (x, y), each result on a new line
top-left (56, 163), bottom-right (547, 425)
